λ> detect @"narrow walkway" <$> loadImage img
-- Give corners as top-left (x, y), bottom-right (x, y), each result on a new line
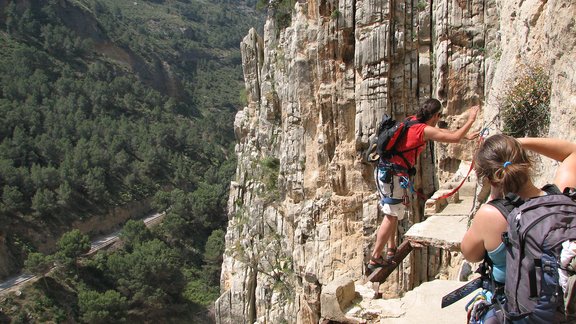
top-left (321, 181), bottom-right (479, 323)
top-left (404, 194), bottom-right (473, 250)
top-left (351, 279), bottom-right (474, 323)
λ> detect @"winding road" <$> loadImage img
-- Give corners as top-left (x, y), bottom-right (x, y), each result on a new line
top-left (0, 212), bottom-right (164, 295)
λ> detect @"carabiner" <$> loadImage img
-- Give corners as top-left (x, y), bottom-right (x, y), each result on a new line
top-left (402, 189), bottom-right (409, 206)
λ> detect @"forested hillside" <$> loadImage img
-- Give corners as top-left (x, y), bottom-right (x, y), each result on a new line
top-left (0, 0), bottom-right (263, 321)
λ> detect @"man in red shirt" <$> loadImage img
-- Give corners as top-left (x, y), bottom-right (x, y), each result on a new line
top-left (368, 98), bottom-right (479, 271)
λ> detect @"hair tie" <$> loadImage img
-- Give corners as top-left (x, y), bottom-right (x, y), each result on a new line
top-left (503, 161), bottom-right (512, 168)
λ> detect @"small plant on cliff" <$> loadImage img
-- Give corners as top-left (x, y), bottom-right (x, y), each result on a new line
top-left (491, 47), bottom-right (502, 61)
top-left (416, 0), bottom-right (427, 12)
top-left (259, 156), bottom-right (280, 202)
top-left (331, 9), bottom-right (341, 20)
top-left (239, 88), bottom-right (248, 106)
top-left (228, 221), bottom-right (296, 307)
top-left (472, 44), bottom-right (486, 54)
top-left (498, 65), bottom-right (551, 137)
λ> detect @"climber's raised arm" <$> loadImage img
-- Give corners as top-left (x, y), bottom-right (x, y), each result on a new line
top-left (423, 105), bottom-right (479, 143)
top-left (517, 137), bottom-right (576, 191)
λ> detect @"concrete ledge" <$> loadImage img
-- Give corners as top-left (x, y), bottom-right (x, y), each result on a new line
top-left (379, 280), bottom-right (476, 323)
top-left (441, 181), bottom-right (477, 197)
top-left (424, 196), bottom-right (448, 214)
top-left (405, 215), bottom-right (468, 250)
top-left (424, 188), bottom-right (463, 214)
top-left (436, 195), bottom-right (474, 216)
top-left (345, 279), bottom-right (476, 323)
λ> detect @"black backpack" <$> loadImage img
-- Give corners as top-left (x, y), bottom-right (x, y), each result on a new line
top-left (369, 114), bottom-right (423, 173)
top-left (488, 184), bottom-right (576, 323)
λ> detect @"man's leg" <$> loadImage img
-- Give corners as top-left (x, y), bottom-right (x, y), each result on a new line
top-left (384, 216), bottom-right (398, 261)
top-left (371, 169), bottom-right (403, 265)
top-left (371, 214), bottom-right (398, 261)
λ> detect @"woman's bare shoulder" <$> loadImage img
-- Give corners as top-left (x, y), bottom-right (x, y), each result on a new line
top-left (473, 203), bottom-right (508, 228)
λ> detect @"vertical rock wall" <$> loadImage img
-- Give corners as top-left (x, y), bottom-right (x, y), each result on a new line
top-left (216, 0), bottom-right (576, 323)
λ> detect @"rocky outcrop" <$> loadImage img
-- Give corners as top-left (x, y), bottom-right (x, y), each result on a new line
top-left (217, 0), bottom-right (576, 323)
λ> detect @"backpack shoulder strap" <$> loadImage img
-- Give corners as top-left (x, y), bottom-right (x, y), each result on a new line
top-left (542, 183), bottom-right (562, 195)
top-left (486, 198), bottom-right (516, 219)
top-left (504, 192), bottom-right (524, 207)
top-left (402, 117), bottom-right (423, 132)
top-left (403, 116), bottom-right (421, 125)
top-left (393, 118), bottom-right (424, 166)
top-left (395, 117), bottom-right (420, 142)
top-left (381, 118), bottom-right (418, 168)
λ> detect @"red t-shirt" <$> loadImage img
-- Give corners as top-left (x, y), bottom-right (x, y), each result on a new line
top-left (386, 117), bottom-right (427, 169)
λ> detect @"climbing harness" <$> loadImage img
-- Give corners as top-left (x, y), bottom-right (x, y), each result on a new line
top-left (375, 159), bottom-right (418, 205)
top-left (465, 289), bottom-right (493, 315)
top-left (375, 163), bottom-right (408, 205)
top-left (400, 176), bottom-right (410, 206)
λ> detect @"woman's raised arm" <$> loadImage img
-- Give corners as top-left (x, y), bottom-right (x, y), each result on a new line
top-left (517, 137), bottom-right (576, 191)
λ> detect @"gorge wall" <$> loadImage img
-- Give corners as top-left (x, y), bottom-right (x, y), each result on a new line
top-left (216, 0), bottom-right (576, 323)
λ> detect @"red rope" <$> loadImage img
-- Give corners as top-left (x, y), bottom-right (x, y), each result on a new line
top-left (433, 160), bottom-right (475, 200)
top-left (415, 134), bottom-right (485, 202)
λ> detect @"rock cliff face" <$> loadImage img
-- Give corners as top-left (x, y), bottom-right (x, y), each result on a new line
top-left (216, 0), bottom-right (576, 323)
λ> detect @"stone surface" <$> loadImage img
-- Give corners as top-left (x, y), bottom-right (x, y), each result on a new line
top-left (320, 276), bottom-right (360, 323)
top-left (343, 279), bottom-right (477, 323)
top-left (377, 280), bottom-right (476, 324)
top-left (407, 194), bottom-right (474, 250)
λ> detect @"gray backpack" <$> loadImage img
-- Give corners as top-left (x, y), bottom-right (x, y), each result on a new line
top-left (491, 184), bottom-right (576, 323)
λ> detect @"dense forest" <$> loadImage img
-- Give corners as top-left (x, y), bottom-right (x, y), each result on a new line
top-left (0, 0), bottom-right (263, 322)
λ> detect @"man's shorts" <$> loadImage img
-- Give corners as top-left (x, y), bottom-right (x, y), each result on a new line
top-left (375, 167), bottom-right (409, 220)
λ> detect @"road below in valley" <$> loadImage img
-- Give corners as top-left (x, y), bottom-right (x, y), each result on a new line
top-left (0, 212), bottom-right (165, 295)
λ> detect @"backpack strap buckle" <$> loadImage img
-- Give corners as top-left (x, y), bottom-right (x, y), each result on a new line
top-left (564, 187), bottom-right (576, 199)
top-left (505, 192), bottom-right (524, 207)
top-left (501, 232), bottom-right (510, 246)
